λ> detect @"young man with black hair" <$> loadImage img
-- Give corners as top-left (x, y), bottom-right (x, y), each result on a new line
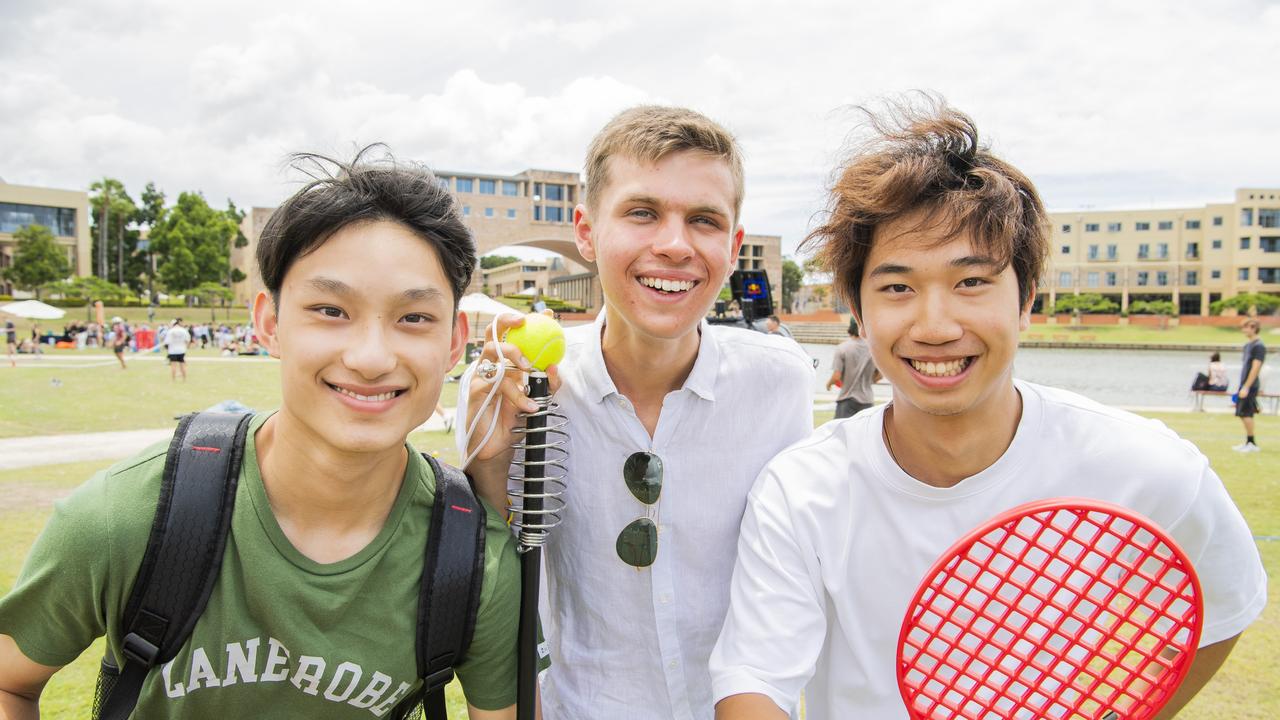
top-left (459, 106), bottom-right (814, 720)
top-left (0, 151), bottom-right (520, 718)
top-left (711, 104), bottom-right (1265, 719)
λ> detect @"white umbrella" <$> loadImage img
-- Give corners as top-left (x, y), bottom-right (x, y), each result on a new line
top-left (0, 300), bottom-right (66, 320)
top-left (458, 293), bottom-right (521, 318)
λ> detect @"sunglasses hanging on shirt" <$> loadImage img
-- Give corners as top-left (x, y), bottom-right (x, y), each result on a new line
top-left (617, 451), bottom-right (662, 568)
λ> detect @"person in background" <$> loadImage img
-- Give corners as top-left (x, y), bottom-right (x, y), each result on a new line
top-left (1233, 318), bottom-right (1266, 452)
top-left (764, 314), bottom-right (793, 338)
top-left (1207, 352), bottom-right (1228, 391)
top-left (164, 317), bottom-right (192, 382)
top-left (827, 318), bottom-right (880, 418)
top-left (5, 318), bottom-right (16, 367)
top-left (111, 317), bottom-right (130, 370)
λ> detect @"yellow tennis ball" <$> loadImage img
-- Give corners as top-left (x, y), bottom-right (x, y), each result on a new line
top-left (504, 313), bottom-right (565, 371)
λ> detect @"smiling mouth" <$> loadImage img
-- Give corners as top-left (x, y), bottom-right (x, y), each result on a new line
top-left (906, 357), bottom-right (974, 378)
top-left (326, 383), bottom-right (406, 402)
top-left (638, 276), bottom-right (697, 294)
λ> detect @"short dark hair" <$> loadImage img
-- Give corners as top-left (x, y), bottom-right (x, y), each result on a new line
top-left (803, 97), bottom-right (1049, 314)
top-left (1211, 352), bottom-right (1221, 362)
top-left (257, 145), bottom-right (475, 308)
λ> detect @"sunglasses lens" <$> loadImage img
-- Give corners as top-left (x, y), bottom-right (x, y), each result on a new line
top-left (616, 517), bottom-right (658, 568)
top-left (623, 452), bottom-right (662, 505)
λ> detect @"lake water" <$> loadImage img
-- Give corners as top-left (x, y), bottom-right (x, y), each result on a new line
top-left (800, 344), bottom-right (1271, 410)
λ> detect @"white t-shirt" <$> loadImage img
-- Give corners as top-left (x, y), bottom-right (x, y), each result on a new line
top-left (710, 380), bottom-right (1267, 720)
top-left (164, 325), bottom-right (191, 354)
top-left (457, 314), bottom-right (815, 720)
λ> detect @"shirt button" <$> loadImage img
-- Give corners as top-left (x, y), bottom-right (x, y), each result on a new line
top-left (668, 660), bottom-right (678, 669)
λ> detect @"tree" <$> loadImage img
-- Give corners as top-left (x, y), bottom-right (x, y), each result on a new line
top-left (781, 258), bottom-right (804, 314)
top-left (193, 281), bottom-right (234, 321)
top-left (43, 276), bottom-right (132, 305)
top-left (480, 254), bottom-right (520, 269)
top-left (1051, 293), bottom-right (1118, 315)
top-left (3, 225), bottom-right (70, 299)
top-left (1210, 293), bottom-right (1280, 316)
top-left (148, 192), bottom-right (238, 299)
top-left (89, 178), bottom-right (142, 287)
top-left (136, 182), bottom-right (167, 228)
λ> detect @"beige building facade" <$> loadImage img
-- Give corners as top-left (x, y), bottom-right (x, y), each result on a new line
top-left (1042, 188), bottom-right (1280, 316)
top-left (736, 234), bottom-right (784, 310)
top-left (0, 181), bottom-right (91, 295)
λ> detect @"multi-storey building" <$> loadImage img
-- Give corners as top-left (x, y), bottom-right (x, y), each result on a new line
top-left (1043, 188), bottom-right (1280, 316)
top-left (233, 167), bottom-right (785, 314)
top-left (0, 181), bottom-right (91, 295)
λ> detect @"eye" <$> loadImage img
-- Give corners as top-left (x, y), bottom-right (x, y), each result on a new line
top-left (691, 215), bottom-right (721, 228)
top-left (883, 283), bottom-right (912, 294)
top-left (958, 277), bottom-right (990, 289)
top-left (626, 208), bottom-right (657, 221)
top-left (402, 313), bottom-right (434, 324)
top-left (313, 305), bottom-right (346, 319)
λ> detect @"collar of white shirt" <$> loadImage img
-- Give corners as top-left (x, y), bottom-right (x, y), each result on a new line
top-left (577, 310), bottom-right (719, 403)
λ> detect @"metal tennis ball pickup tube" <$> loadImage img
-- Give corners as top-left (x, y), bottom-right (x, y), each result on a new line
top-left (517, 372), bottom-right (549, 720)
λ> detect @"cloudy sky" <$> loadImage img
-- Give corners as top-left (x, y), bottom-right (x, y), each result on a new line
top-left (2, 0), bottom-right (1277, 258)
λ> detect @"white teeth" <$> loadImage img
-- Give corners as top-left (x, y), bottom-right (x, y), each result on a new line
top-left (910, 359), bottom-right (970, 377)
top-left (639, 276), bottom-right (694, 293)
top-left (333, 386), bottom-right (398, 402)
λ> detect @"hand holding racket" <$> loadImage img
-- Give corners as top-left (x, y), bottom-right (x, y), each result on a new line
top-left (897, 498), bottom-right (1203, 720)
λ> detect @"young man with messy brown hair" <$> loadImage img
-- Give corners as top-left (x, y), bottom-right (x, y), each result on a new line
top-left (710, 101), bottom-right (1265, 719)
top-left (460, 106), bottom-right (814, 719)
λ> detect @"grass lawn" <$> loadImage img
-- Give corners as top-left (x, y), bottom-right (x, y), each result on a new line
top-left (37, 304), bottom-right (254, 328)
top-left (2, 407), bottom-right (1276, 716)
top-left (1021, 322), bottom-right (1265, 346)
top-left (0, 350), bottom-right (462, 438)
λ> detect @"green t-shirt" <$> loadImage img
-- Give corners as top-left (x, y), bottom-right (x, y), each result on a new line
top-left (0, 413), bottom-right (518, 716)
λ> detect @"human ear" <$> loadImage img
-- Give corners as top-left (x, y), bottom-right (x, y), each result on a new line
top-left (252, 291), bottom-right (282, 358)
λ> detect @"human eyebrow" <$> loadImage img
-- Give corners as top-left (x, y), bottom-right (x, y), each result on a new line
top-left (949, 255), bottom-right (1002, 270)
top-left (866, 263), bottom-right (912, 278)
top-left (401, 287), bottom-right (446, 303)
top-left (306, 277), bottom-right (354, 296)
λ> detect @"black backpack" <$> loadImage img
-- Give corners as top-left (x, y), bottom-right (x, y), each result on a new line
top-left (91, 412), bottom-right (486, 719)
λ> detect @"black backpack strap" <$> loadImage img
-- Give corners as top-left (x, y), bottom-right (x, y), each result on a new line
top-left (391, 454), bottom-right (486, 720)
top-left (95, 412), bottom-right (251, 720)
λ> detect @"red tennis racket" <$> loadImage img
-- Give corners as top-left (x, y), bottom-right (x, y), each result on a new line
top-left (897, 498), bottom-right (1203, 720)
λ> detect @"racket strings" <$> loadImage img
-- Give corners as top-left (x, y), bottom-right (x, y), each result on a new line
top-left (900, 505), bottom-right (1201, 720)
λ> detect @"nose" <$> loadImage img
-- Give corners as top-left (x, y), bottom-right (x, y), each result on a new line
top-left (651, 217), bottom-right (695, 262)
top-left (908, 290), bottom-right (964, 345)
top-left (342, 317), bottom-right (398, 379)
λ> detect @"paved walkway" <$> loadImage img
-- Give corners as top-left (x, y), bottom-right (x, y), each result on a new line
top-left (0, 413), bottom-right (456, 471)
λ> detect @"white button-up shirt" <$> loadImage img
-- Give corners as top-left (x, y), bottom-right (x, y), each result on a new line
top-left (461, 313), bottom-right (814, 719)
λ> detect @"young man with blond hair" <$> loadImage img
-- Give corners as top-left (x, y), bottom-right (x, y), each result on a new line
top-left (710, 103), bottom-right (1265, 719)
top-left (460, 106), bottom-right (814, 719)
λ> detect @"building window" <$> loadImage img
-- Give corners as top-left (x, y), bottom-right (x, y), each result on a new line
top-left (1211, 269), bottom-right (1221, 279)
top-left (1086, 272), bottom-right (1099, 287)
top-left (1157, 243), bottom-right (1169, 259)
top-left (1185, 219), bottom-right (1201, 230)
top-left (1158, 220), bottom-right (1173, 231)
top-left (1241, 208), bottom-right (1253, 227)
top-left (1239, 268), bottom-right (1250, 281)
top-left (1212, 239), bottom-right (1222, 249)
top-left (484, 207), bottom-right (494, 218)
top-left (1262, 236), bottom-right (1280, 252)
top-left (1260, 209), bottom-right (1280, 228)
top-left (456, 178), bottom-right (474, 193)
top-left (544, 184), bottom-right (565, 201)
top-left (1060, 245), bottom-right (1070, 254)
top-left (1085, 223), bottom-right (1099, 232)
top-left (533, 206), bottom-right (542, 221)
top-left (1186, 271), bottom-right (1198, 286)
top-left (502, 181), bottom-right (519, 197)
top-left (1241, 237), bottom-right (1252, 250)
top-left (1135, 222), bottom-right (1150, 231)
top-left (1061, 224), bottom-right (1072, 233)
top-left (1137, 271), bottom-right (1149, 286)
top-left (1156, 271), bottom-right (1168, 286)
top-left (479, 179), bottom-right (496, 195)
top-left (1213, 216), bottom-right (1223, 226)
top-left (462, 205), bottom-right (470, 216)
top-left (0, 202), bottom-right (77, 237)
top-left (1260, 268), bottom-right (1280, 283)
top-left (533, 182), bottom-right (543, 199)
top-left (1106, 244), bottom-right (1118, 260)
top-left (507, 209), bottom-right (517, 219)
top-left (1137, 243), bottom-right (1150, 259)
top-left (1106, 272), bottom-right (1117, 287)
top-left (436, 177), bottom-right (451, 191)
top-left (1058, 272), bottom-right (1072, 287)
top-left (545, 206), bottom-right (565, 223)
top-left (1186, 241), bottom-right (1199, 259)
top-left (1088, 244), bottom-right (1099, 260)
top-left (1107, 222), bottom-right (1122, 232)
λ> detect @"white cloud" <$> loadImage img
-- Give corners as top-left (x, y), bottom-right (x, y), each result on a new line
top-left (0, 0), bottom-right (1276, 256)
